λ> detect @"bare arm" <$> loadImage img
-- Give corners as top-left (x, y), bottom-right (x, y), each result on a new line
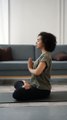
top-left (22, 58), bottom-right (46, 90)
top-left (28, 57), bottom-right (46, 76)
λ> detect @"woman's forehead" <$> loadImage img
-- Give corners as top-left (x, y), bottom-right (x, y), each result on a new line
top-left (37, 35), bottom-right (42, 40)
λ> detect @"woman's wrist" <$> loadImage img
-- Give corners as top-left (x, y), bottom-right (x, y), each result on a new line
top-left (28, 67), bottom-right (37, 75)
top-left (28, 67), bottom-right (33, 72)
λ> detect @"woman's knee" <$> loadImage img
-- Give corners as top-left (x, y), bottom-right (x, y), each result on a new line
top-left (12, 90), bottom-right (17, 99)
top-left (12, 88), bottom-right (25, 100)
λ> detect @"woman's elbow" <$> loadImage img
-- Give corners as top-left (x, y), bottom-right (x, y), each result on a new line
top-left (34, 70), bottom-right (41, 76)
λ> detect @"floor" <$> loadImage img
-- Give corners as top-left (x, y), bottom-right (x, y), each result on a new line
top-left (0, 76), bottom-right (67, 120)
top-left (0, 105), bottom-right (67, 120)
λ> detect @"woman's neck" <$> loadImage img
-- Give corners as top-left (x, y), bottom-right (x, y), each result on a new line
top-left (41, 48), bottom-right (47, 54)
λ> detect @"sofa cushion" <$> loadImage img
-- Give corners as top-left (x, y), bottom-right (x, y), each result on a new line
top-left (0, 47), bottom-right (13, 61)
top-left (52, 52), bottom-right (67, 61)
top-left (0, 61), bottom-right (28, 70)
top-left (52, 61), bottom-right (67, 70)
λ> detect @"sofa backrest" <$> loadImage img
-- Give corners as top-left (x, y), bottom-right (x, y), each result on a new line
top-left (35, 45), bottom-right (67, 59)
top-left (0, 45), bottom-right (35, 60)
top-left (51, 45), bottom-right (67, 57)
top-left (0, 44), bottom-right (67, 60)
top-left (35, 47), bottom-right (41, 59)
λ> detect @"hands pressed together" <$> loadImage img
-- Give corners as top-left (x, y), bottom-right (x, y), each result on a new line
top-left (22, 57), bottom-right (33, 90)
top-left (22, 80), bottom-right (31, 90)
top-left (28, 57), bottom-right (33, 70)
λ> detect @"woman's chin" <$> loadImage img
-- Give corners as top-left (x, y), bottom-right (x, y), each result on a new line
top-left (36, 45), bottom-right (39, 48)
top-left (36, 46), bottom-right (39, 49)
top-left (36, 47), bottom-right (40, 49)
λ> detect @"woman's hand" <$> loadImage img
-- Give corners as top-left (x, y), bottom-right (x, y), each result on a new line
top-left (28, 57), bottom-right (33, 69)
top-left (22, 80), bottom-right (32, 90)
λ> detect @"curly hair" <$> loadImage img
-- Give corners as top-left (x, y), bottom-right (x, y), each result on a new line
top-left (38, 32), bottom-right (56, 52)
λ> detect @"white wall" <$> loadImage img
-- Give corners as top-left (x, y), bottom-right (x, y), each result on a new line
top-left (0, 0), bottom-right (8, 44)
top-left (64, 0), bottom-right (67, 44)
top-left (9, 0), bottom-right (67, 45)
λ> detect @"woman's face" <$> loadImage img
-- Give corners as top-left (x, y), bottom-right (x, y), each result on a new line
top-left (36, 35), bottom-right (44, 49)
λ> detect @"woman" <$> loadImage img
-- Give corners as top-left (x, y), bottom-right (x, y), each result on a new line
top-left (12, 32), bottom-right (56, 101)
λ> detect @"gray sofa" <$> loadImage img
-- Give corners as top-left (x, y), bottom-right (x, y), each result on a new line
top-left (51, 45), bottom-right (67, 75)
top-left (0, 45), bottom-right (67, 76)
